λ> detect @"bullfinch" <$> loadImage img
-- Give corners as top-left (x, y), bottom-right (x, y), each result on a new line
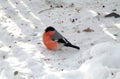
top-left (42, 26), bottom-right (80, 50)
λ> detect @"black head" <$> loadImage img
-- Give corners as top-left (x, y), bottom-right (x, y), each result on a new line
top-left (45, 26), bottom-right (55, 32)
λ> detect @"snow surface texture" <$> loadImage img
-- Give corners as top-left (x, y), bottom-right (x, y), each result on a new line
top-left (0, 0), bottom-right (120, 79)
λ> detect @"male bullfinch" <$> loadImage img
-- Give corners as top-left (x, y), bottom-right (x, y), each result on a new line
top-left (42, 26), bottom-right (80, 50)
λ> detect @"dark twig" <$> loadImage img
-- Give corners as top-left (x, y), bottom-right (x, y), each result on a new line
top-left (105, 12), bottom-right (120, 18)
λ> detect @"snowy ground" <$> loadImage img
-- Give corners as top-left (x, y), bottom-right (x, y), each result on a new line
top-left (0, 0), bottom-right (120, 79)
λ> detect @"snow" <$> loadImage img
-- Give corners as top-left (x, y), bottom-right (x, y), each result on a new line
top-left (0, 0), bottom-right (120, 79)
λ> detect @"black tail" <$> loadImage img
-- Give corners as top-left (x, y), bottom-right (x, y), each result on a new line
top-left (65, 44), bottom-right (80, 50)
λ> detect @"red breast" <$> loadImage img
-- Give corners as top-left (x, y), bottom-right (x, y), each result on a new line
top-left (42, 31), bottom-right (58, 50)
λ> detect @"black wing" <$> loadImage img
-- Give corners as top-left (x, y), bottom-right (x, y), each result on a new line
top-left (51, 30), bottom-right (80, 50)
top-left (51, 30), bottom-right (71, 44)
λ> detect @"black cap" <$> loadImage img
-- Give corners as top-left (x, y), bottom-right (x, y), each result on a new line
top-left (45, 26), bottom-right (55, 32)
